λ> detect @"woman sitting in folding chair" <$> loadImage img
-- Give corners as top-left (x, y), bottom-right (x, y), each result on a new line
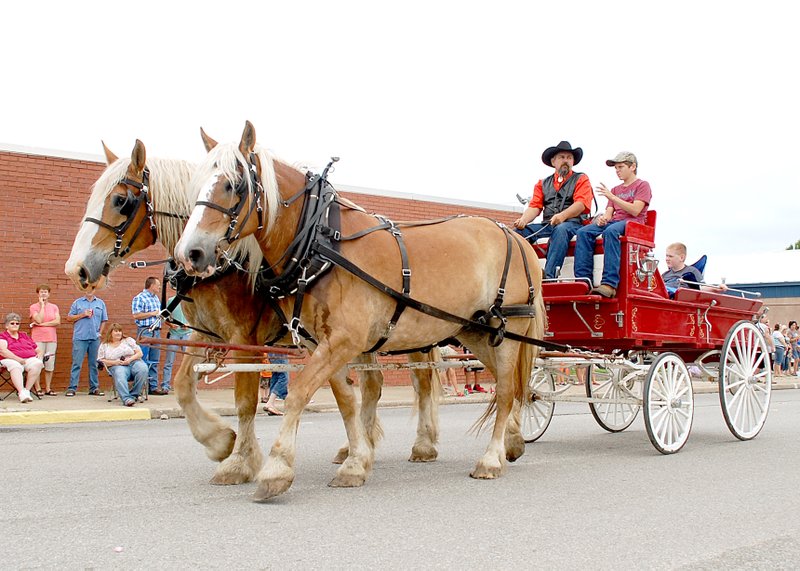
top-left (0, 312), bottom-right (44, 403)
top-left (97, 323), bottom-right (148, 407)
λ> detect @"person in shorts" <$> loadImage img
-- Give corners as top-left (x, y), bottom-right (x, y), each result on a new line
top-left (29, 283), bottom-right (60, 396)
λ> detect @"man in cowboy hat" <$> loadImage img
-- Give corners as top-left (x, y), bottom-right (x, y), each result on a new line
top-left (513, 141), bottom-right (594, 279)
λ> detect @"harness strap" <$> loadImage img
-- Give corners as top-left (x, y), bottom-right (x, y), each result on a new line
top-left (313, 242), bottom-right (570, 352)
top-left (366, 217), bottom-right (411, 353)
top-left (512, 231), bottom-right (536, 305)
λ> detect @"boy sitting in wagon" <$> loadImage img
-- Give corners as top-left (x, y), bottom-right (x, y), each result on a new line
top-left (662, 242), bottom-right (728, 297)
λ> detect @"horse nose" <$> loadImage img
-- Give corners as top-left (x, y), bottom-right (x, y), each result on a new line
top-left (187, 248), bottom-right (209, 272)
top-left (77, 265), bottom-right (90, 288)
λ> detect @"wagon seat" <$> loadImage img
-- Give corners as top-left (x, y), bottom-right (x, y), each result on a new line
top-left (533, 210), bottom-right (658, 288)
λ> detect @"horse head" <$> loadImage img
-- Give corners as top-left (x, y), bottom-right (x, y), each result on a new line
top-left (175, 120), bottom-right (281, 277)
top-left (65, 140), bottom-right (159, 290)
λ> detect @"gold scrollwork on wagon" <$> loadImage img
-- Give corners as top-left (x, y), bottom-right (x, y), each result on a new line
top-left (631, 307), bottom-right (638, 332)
top-left (688, 314), bottom-right (696, 337)
top-left (593, 315), bottom-right (606, 330)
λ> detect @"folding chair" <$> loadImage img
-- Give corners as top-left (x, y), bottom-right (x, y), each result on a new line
top-left (0, 364), bottom-right (42, 401)
top-left (98, 361), bottom-right (148, 403)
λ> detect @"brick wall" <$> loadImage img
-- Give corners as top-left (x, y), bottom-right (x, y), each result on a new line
top-left (0, 149), bottom-right (517, 390)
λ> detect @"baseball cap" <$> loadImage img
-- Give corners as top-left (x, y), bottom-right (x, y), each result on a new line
top-left (605, 151), bottom-right (637, 166)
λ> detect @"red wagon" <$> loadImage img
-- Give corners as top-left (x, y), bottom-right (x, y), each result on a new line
top-left (520, 212), bottom-right (772, 453)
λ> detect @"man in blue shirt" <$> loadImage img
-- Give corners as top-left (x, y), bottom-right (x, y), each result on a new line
top-left (65, 287), bottom-right (108, 396)
top-left (132, 277), bottom-right (166, 395)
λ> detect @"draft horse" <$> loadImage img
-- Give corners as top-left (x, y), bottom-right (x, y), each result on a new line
top-left (174, 121), bottom-right (546, 501)
top-left (64, 141), bottom-right (436, 488)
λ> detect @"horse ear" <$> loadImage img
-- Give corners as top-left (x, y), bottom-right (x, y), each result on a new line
top-left (129, 139), bottom-right (147, 177)
top-left (101, 141), bottom-right (118, 165)
top-left (239, 120), bottom-right (256, 156)
top-left (200, 127), bottom-right (218, 152)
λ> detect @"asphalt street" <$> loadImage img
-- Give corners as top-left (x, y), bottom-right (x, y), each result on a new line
top-left (2, 392), bottom-right (800, 569)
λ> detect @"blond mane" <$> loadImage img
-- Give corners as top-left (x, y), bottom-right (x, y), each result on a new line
top-left (88, 156), bottom-right (264, 290)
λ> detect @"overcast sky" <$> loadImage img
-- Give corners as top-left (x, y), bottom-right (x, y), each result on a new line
top-left (3, 1), bottom-right (798, 281)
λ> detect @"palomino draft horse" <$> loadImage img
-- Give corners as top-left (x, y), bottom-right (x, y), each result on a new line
top-left (64, 140), bottom-right (441, 487)
top-left (174, 121), bottom-right (546, 501)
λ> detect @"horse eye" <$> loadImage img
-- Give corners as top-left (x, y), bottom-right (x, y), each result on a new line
top-left (112, 194), bottom-right (127, 209)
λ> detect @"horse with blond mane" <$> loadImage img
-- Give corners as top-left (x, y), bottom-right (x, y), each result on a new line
top-left (64, 140), bottom-right (443, 488)
top-left (174, 121), bottom-right (546, 501)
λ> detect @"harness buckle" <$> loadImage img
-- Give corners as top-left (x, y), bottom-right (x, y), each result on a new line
top-left (287, 317), bottom-right (302, 346)
top-left (402, 269), bottom-right (412, 278)
top-left (333, 230), bottom-right (341, 241)
top-left (130, 260), bottom-right (148, 269)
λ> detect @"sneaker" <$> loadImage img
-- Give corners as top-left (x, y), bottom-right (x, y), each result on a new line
top-left (19, 390), bottom-right (33, 403)
top-left (149, 388), bottom-right (168, 396)
top-left (591, 284), bottom-right (617, 298)
top-left (472, 384), bottom-right (488, 393)
top-left (123, 399), bottom-right (135, 407)
top-left (65, 389), bottom-right (76, 397)
top-left (88, 390), bottom-right (106, 396)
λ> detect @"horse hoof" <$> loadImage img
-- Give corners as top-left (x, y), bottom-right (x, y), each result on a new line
top-left (331, 446), bottom-right (349, 465)
top-left (409, 446), bottom-right (438, 463)
top-left (252, 478), bottom-right (293, 502)
top-left (204, 427), bottom-right (236, 462)
top-left (328, 473), bottom-right (367, 488)
top-left (470, 463), bottom-right (504, 479)
top-left (210, 453), bottom-right (260, 485)
top-left (505, 438), bottom-right (526, 463)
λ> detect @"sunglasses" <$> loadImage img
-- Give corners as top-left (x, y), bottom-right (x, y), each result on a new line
top-left (8, 321), bottom-right (20, 325)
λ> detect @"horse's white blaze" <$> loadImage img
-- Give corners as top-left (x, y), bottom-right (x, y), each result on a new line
top-left (177, 171), bottom-right (222, 258)
top-left (64, 206), bottom-right (102, 274)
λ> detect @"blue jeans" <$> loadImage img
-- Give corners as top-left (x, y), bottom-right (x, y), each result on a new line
top-left (574, 220), bottom-right (628, 288)
top-left (109, 360), bottom-right (148, 404)
top-left (515, 220), bottom-right (582, 279)
top-left (69, 338), bottom-right (100, 392)
top-left (162, 331), bottom-right (189, 392)
top-left (137, 327), bottom-right (161, 391)
top-left (268, 354), bottom-right (289, 400)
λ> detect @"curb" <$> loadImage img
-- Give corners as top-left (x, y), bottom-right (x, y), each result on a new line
top-left (1, 385), bottom-right (795, 426)
top-left (0, 408), bottom-right (151, 426)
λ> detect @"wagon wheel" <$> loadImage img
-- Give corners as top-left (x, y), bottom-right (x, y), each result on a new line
top-left (719, 320), bottom-right (772, 440)
top-left (521, 368), bottom-right (556, 443)
top-left (585, 365), bottom-right (641, 432)
top-left (643, 353), bottom-right (694, 454)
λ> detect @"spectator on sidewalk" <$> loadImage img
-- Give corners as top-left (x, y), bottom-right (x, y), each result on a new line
top-left (773, 324), bottom-right (789, 378)
top-left (65, 287), bottom-right (108, 397)
top-left (462, 346), bottom-right (487, 394)
top-left (439, 344), bottom-right (463, 397)
top-left (132, 277), bottom-right (166, 395)
top-left (162, 289), bottom-right (191, 394)
top-left (29, 283), bottom-right (60, 396)
top-left (787, 321), bottom-right (799, 376)
top-left (0, 312), bottom-right (44, 403)
top-left (98, 323), bottom-right (147, 407)
top-left (262, 354), bottom-right (289, 416)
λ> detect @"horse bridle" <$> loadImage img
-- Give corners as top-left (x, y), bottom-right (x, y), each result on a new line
top-left (84, 168), bottom-right (157, 270)
top-left (194, 152), bottom-right (264, 249)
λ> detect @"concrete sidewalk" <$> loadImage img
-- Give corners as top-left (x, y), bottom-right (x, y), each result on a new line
top-left (2, 377), bottom-right (798, 426)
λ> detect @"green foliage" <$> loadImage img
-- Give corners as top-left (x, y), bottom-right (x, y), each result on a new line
top-left (788, 239), bottom-right (800, 250)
